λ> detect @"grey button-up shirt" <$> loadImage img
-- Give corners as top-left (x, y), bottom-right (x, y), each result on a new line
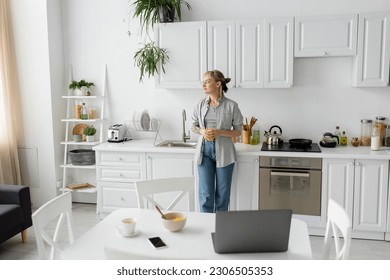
top-left (192, 96), bottom-right (243, 168)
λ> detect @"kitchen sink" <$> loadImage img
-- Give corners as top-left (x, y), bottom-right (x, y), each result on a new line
top-left (155, 140), bottom-right (197, 148)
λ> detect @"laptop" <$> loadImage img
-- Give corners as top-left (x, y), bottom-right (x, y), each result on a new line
top-left (211, 209), bottom-right (292, 254)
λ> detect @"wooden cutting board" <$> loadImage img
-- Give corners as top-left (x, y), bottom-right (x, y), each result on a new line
top-left (66, 183), bottom-right (95, 190)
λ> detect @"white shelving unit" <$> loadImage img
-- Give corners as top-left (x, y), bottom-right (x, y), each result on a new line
top-left (60, 65), bottom-right (107, 207)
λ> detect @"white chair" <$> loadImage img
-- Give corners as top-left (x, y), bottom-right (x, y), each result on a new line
top-left (322, 199), bottom-right (352, 260)
top-left (31, 192), bottom-right (74, 259)
top-left (135, 176), bottom-right (195, 211)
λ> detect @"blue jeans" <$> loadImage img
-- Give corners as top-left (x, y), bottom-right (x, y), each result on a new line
top-left (198, 141), bottom-right (235, 213)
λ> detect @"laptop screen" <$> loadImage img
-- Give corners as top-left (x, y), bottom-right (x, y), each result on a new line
top-left (212, 209), bottom-right (292, 254)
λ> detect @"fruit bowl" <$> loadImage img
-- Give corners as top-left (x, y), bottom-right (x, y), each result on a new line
top-left (162, 212), bottom-right (187, 232)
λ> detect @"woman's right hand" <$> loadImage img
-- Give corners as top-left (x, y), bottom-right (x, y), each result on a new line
top-left (202, 128), bottom-right (216, 141)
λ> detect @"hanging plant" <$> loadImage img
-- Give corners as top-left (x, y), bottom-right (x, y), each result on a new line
top-left (132, 0), bottom-right (192, 34)
top-left (130, 0), bottom-right (191, 82)
top-left (133, 41), bottom-right (169, 82)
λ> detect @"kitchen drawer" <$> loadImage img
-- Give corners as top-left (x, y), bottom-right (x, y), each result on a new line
top-left (102, 187), bottom-right (138, 209)
top-left (96, 151), bottom-right (145, 166)
top-left (97, 166), bottom-right (145, 182)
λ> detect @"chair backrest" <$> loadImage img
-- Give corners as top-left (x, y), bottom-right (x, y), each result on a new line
top-left (135, 176), bottom-right (195, 211)
top-left (322, 199), bottom-right (352, 260)
top-left (31, 192), bottom-right (74, 260)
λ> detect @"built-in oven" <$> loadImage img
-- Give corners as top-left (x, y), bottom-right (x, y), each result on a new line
top-left (259, 156), bottom-right (322, 216)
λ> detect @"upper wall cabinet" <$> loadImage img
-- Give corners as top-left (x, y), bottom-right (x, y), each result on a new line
top-left (294, 14), bottom-right (358, 57)
top-left (211, 18), bottom-right (294, 89)
top-left (207, 21), bottom-right (236, 86)
top-left (155, 22), bottom-right (207, 89)
top-left (353, 12), bottom-right (390, 87)
top-left (156, 18), bottom-right (293, 89)
top-left (236, 20), bottom-right (265, 88)
top-left (264, 17), bottom-right (294, 88)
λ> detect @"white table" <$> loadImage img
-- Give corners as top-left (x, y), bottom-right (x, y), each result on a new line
top-left (61, 208), bottom-right (313, 260)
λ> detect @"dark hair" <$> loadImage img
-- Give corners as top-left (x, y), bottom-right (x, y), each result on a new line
top-left (204, 70), bottom-right (231, 93)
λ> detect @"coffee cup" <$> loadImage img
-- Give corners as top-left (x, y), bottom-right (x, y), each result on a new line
top-left (117, 217), bottom-right (137, 236)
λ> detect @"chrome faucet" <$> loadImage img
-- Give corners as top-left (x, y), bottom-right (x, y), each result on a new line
top-left (182, 109), bottom-right (191, 142)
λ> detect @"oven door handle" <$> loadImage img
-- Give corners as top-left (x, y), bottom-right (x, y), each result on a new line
top-left (270, 171), bottom-right (310, 177)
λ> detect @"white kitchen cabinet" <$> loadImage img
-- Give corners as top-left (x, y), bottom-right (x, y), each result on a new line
top-left (155, 21), bottom-right (207, 88)
top-left (236, 18), bottom-right (294, 88)
top-left (353, 159), bottom-right (388, 232)
top-left (146, 152), bottom-right (195, 211)
top-left (207, 21), bottom-right (236, 86)
top-left (353, 12), bottom-right (390, 87)
top-left (294, 14), bottom-right (358, 57)
top-left (95, 150), bottom-right (195, 216)
top-left (156, 19), bottom-right (293, 89)
top-left (230, 156), bottom-right (259, 211)
top-left (236, 20), bottom-right (265, 88)
top-left (95, 151), bottom-right (147, 217)
top-left (321, 158), bottom-right (355, 225)
top-left (146, 153), bottom-right (194, 179)
top-left (264, 17), bottom-right (294, 88)
top-left (322, 158), bottom-right (388, 235)
top-left (386, 181), bottom-right (390, 241)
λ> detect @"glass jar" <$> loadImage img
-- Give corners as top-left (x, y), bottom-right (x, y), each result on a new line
top-left (384, 125), bottom-right (390, 147)
top-left (351, 137), bottom-right (359, 147)
top-left (371, 126), bottom-right (380, 151)
top-left (373, 116), bottom-right (386, 146)
top-left (360, 119), bottom-right (372, 146)
top-left (74, 100), bottom-right (82, 119)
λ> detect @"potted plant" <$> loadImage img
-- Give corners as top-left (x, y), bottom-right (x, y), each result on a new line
top-left (131, 0), bottom-right (191, 82)
top-left (134, 42), bottom-right (169, 83)
top-left (84, 125), bottom-right (97, 142)
top-left (69, 79), bottom-right (95, 96)
top-left (132, 0), bottom-right (192, 34)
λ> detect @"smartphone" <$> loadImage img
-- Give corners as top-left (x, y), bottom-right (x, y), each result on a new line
top-left (148, 237), bottom-right (167, 249)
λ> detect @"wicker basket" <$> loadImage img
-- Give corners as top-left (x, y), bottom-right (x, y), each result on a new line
top-left (68, 149), bottom-right (95, 165)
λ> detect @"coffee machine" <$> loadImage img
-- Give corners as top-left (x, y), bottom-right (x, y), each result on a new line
top-left (107, 124), bottom-right (126, 142)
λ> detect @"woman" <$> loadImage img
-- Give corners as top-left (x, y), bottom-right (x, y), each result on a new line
top-left (192, 70), bottom-right (243, 213)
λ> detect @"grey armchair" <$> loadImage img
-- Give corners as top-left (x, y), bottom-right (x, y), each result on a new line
top-left (0, 184), bottom-right (32, 244)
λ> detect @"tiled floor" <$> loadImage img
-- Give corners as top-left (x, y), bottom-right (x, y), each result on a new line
top-left (1, 203), bottom-right (390, 260)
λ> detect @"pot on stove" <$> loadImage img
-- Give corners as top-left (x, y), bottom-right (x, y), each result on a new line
top-left (264, 125), bottom-right (284, 146)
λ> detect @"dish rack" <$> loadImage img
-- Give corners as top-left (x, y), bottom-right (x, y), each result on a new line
top-left (124, 119), bottom-right (162, 145)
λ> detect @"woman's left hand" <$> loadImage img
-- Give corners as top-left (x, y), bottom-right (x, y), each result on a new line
top-left (205, 128), bottom-right (221, 140)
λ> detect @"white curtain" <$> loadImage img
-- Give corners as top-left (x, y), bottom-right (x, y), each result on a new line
top-left (0, 0), bottom-right (21, 185)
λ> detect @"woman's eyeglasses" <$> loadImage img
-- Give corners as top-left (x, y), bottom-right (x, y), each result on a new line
top-left (201, 79), bottom-right (215, 86)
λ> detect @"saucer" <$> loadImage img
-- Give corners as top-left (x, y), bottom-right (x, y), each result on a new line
top-left (117, 229), bottom-right (140, 237)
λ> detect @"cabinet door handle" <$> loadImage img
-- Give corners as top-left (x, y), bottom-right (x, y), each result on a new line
top-left (350, 161), bottom-right (354, 165)
top-left (120, 197), bottom-right (125, 201)
top-left (322, 51), bottom-right (328, 56)
top-left (355, 162), bottom-right (360, 166)
top-left (119, 157), bottom-right (123, 161)
top-left (270, 171), bottom-right (309, 177)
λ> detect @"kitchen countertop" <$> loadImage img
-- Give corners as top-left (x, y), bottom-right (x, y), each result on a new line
top-left (93, 139), bottom-right (390, 159)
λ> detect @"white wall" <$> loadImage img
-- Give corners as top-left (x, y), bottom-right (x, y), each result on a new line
top-left (9, 0), bottom-right (390, 205)
top-left (61, 0), bottom-right (390, 142)
top-left (9, 0), bottom-right (58, 206)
